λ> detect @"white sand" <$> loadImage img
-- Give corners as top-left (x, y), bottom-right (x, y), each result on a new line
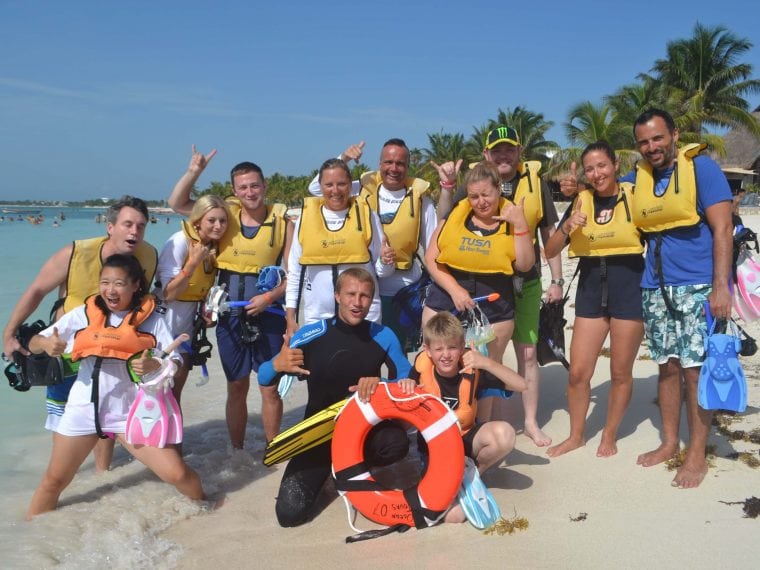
top-left (165, 215), bottom-right (760, 569)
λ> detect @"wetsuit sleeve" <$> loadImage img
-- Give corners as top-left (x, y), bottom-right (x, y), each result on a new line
top-left (371, 324), bottom-right (411, 380)
top-left (257, 359), bottom-right (281, 386)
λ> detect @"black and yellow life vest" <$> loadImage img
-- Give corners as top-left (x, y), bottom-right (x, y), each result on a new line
top-left (632, 143), bottom-right (705, 233)
top-left (176, 221), bottom-right (217, 301)
top-left (298, 196), bottom-right (373, 265)
top-left (414, 351), bottom-right (479, 435)
top-left (359, 171), bottom-right (429, 270)
top-left (216, 199), bottom-right (288, 274)
top-left (437, 198), bottom-right (515, 274)
top-left (71, 295), bottom-right (157, 362)
top-left (64, 237), bottom-right (157, 313)
top-left (568, 184), bottom-right (644, 258)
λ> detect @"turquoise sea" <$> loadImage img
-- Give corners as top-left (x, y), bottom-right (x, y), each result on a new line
top-left (0, 208), bottom-right (197, 567)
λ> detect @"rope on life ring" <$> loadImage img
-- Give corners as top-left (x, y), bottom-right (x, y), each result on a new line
top-left (332, 382), bottom-right (464, 529)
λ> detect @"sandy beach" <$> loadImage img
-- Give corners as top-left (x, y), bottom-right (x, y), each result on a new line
top-left (156, 214), bottom-right (760, 569)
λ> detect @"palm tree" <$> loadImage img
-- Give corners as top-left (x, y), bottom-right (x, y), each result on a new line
top-left (648, 22), bottom-right (760, 138)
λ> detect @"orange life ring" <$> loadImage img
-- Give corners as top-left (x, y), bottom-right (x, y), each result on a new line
top-left (332, 382), bottom-right (464, 528)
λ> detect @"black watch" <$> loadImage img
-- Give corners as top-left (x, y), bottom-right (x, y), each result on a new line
top-left (551, 278), bottom-right (565, 287)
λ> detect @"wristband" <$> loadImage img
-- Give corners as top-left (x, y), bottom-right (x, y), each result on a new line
top-left (179, 267), bottom-right (191, 279)
top-left (263, 292), bottom-right (274, 304)
top-left (513, 229), bottom-right (529, 237)
top-left (440, 181), bottom-right (455, 190)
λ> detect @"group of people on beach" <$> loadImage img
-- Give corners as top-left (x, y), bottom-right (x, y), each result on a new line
top-left (2, 107), bottom-right (734, 526)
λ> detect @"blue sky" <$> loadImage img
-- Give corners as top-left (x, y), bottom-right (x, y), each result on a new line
top-left (1, 0), bottom-right (758, 201)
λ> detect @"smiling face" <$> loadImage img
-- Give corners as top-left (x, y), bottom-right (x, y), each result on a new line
top-left (232, 171), bottom-right (267, 212)
top-left (319, 167), bottom-right (352, 211)
top-left (378, 144), bottom-right (409, 190)
top-left (196, 207), bottom-right (228, 243)
top-left (107, 207), bottom-right (147, 254)
top-left (483, 142), bottom-right (521, 181)
top-left (99, 266), bottom-right (140, 312)
top-left (424, 337), bottom-right (464, 377)
top-left (334, 275), bottom-right (374, 326)
top-left (466, 179), bottom-right (501, 222)
top-left (582, 150), bottom-right (619, 195)
top-left (635, 116), bottom-right (679, 171)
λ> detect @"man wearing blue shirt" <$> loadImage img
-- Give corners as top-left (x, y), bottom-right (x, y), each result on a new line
top-left (622, 109), bottom-right (732, 489)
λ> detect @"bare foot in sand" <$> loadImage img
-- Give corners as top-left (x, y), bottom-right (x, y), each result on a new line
top-left (444, 504), bottom-right (466, 524)
top-left (596, 435), bottom-right (618, 458)
top-left (546, 436), bottom-right (584, 458)
top-left (636, 443), bottom-right (679, 467)
top-left (524, 423), bottom-right (552, 447)
top-left (672, 455), bottom-right (708, 489)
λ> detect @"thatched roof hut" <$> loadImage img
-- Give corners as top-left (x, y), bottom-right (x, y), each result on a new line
top-left (714, 106), bottom-right (760, 191)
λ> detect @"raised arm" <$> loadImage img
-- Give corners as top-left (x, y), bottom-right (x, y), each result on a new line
top-left (3, 245), bottom-right (73, 357)
top-left (307, 142), bottom-right (364, 197)
top-left (167, 145), bottom-right (218, 216)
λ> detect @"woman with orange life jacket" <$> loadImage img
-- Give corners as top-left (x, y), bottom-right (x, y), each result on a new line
top-left (25, 254), bottom-right (205, 519)
top-left (544, 140), bottom-right (645, 458)
top-left (423, 161), bottom-right (535, 365)
top-left (156, 195), bottom-right (230, 404)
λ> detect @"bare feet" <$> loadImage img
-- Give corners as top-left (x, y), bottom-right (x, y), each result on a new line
top-left (596, 432), bottom-right (618, 458)
top-left (524, 423), bottom-right (552, 447)
top-left (546, 436), bottom-right (584, 458)
top-left (636, 442), bottom-right (679, 467)
top-left (672, 453), bottom-right (708, 489)
top-left (444, 504), bottom-right (466, 524)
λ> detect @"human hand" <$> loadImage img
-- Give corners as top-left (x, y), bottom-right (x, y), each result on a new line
top-left (559, 162), bottom-right (580, 197)
top-left (707, 287), bottom-right (732, 320)
top-left (187, 240), bottom-right (211, 268)
top-left (349, 376), bottom-right (381, 403)
top-left (45, 328), bottom-right (66, 357)
top-left (563, 196), bottom-right (587, 234)
top-left (3, 334), bottom-right (26, 358)
top-left (451, 286), bottom-right (475, 313)
top-left (545, 283), bottom-right (563, 303)
top-left (340, 141), bottom-right (365, 164)
top-left (396, 378), bottom-right (417, 395)
top-left (429, 159), bottom-right (463, 188)
top-left (273, 343), bottom-right (309, 376)
top-left (380, 240), bottom-right (396, 266)
top-left (130, 349), bottom-right (160, 377)
top-left (245, 292), bottom-right (273, 316)
top-left (494, 197), bottom-right (528, 232)
top-left (461, 343), bottom-right (487, 373)
top-left (188, 144), bottom-right (217, 175)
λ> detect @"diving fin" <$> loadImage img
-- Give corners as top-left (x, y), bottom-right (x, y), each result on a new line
top-left (697, 320), bottom-right (747, 413)
top-left (263, 399), bottom-right (348, 466)
top-left (457, 456), bottom-right (501, 530)
top-left (735, 251), bottom-right (760, 319)
top-left (126, 359), bottom-right (180, 447)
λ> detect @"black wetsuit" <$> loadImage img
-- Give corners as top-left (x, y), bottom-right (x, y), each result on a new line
top-left (259, 317), bottom-right (411, 527)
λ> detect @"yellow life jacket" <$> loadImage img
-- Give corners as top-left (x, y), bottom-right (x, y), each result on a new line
top-left (64, 237), bottom-right (158, 313)
top-left (632, 143), bottom-right (705, 233)
top-left (176, 221), bottom-right (217, 301)
top-left (298, 196), bottom-right (373, 265)
top-left (216, 199), bottom-right (287, 274)
top-left (436, 198), bottom-right (515, 274)
top-left (568, 184), bottom-right (644, 258)
top-left (359, 171), bottom-right (429, 270)
top-left (414, 351), bottom-right (479, 435)
top-left (71, 295), bottom-right (156, 362)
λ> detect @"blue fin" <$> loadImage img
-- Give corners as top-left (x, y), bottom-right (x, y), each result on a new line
top-left (457, 457), bottom-right (501, 530)
top-left (698, 329), bottom-right (747, 413)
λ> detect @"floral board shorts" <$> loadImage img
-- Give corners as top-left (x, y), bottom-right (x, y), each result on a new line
top-left (641, 284), bottom-right (711, 368)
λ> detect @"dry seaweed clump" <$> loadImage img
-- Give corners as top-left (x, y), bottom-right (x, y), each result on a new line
top-left (569, 512), bottom-right (588, 522)
top-left (719, 497), bottom-right (760, 518)
top-left (713, 413), bottom-right (760, 444)
top-left (725, 451), bottom-right (760, 469)
top-left (484, 513), bottom-right (529, 536)
top-left (665, 446), bottom-right (717, 471)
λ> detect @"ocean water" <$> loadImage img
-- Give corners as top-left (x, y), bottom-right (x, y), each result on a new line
top-left (0, 208), bottom-right (224, 568)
